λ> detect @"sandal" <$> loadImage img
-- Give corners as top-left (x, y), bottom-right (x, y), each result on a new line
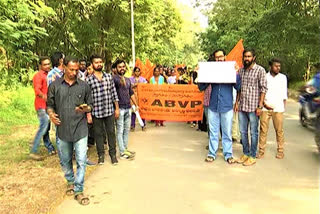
top-left (75, 193), bottom-right (90, 205)
top-left (66, 184), bottom-right (74, 196)
top-left (205, 156), bottom-right (214, 162)
top-left (276, 152), bottom-right (284, 159)
top-left (227, 157), bottom-right (236, 164)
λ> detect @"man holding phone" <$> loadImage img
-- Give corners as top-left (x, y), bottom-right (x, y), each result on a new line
top-left (47, 56), bottom-right (93, 205)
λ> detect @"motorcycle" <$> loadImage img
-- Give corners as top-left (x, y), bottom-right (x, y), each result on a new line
top-left (298, 85), bottom-right (320, 128)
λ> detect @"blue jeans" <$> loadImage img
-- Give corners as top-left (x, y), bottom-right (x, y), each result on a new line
top-left (57, 136), bottom-right (88, 194)
top-left (116, 108), bottom-right (131, 154)
top-left (207, 109), bottom-right (233, 160)
top-left (239, 111), bottom-right (259, 158)
top-left (31, 109), bottom-right (55, 154)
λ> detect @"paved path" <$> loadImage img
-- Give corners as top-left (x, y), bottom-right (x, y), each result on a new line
top-left (55, 100), bottom-right (319, 214)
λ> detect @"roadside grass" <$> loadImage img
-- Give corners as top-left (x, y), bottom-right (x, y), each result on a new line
top-left (0, 86), bottom-right (99, 213)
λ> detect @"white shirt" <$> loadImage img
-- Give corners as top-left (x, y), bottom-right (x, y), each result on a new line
top-left (264, 72), bottom-right (287, 112)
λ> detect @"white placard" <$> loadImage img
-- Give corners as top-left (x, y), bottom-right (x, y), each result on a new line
top-left (198, 61), bottom-right (237, 83)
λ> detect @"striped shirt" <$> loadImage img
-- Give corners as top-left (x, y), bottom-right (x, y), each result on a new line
top-left (86, 72), bottom-right (119, 118)
top-left (238, 63), bottom-right (267, 112)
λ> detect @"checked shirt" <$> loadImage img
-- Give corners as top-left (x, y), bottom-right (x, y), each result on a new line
top-left (238, 63), bottom-right (268, 112)
top-left (86, 72), bottom-right (119, 118)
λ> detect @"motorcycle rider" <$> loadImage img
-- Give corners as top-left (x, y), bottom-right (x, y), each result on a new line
top-left (308, 63), bottom-right (320, 152)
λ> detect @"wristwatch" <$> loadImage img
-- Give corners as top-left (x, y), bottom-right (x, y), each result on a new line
top-left (257, 105), bottom-right (263, 109)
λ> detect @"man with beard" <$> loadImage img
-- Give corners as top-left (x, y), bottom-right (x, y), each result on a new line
top-left (234, 48), bottom-right (267, 166)
top-left (47, 56), bottom-right (92, 205)
top-left (86, 55), bottom-right (120, 165)
top-left (113, 59), bottom-right (138, 159)
top-left (198, 49), bottom-right (240, 164)
top-left (258, 58), bottom-right (287, 159)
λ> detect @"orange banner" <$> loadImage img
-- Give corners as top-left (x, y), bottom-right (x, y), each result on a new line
top-left (137, 84), bottom-right (204, 121)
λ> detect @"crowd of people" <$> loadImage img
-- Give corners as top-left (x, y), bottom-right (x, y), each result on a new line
top-left (30, 48), bottom-right (292, 205)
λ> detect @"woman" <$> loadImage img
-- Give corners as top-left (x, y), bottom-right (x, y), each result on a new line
top-left (150, 66), bottom-right (165, 127)
top-left (129, 67), bottom-right (147, 131)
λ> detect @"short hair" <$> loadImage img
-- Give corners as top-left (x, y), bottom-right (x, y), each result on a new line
top-left (133, 67), bottom-right (140, 72)
top-left (90, 54), bottom-right (103, 63)
top-left (111, 63), bottom-right (117, 69)
top-left (39, 56), bottom-right (50, 65)
top-left (269, 58), bottom-right (281, 66)
top-left (243, 48), bottom-right (256, 57)
top-left (114, 59), bottom-right (126, 67)
top-left (212, 49), bottom-right (226, 60)
top-left (79, 59), bottom-right (86, 64)
top-left (63, 56), bottom-right (79, 66)
top-left (51, 52), bottom-right (64, 67)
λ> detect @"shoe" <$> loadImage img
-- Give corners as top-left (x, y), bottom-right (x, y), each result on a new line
top-left (190, 123), bottom-right (196, 128)
top-left (256, 151), bottom-right (265, 159)
top-left (111, 156), bottom-right (118, 165)
top-left (237, 154), bottom-right (249, 164)
top-left (29, 153), bottom-right (44, 161)
top-left (86, 159), bottom-right (96, 166)
top-left (232, 138), bottom-right (238, 143)
top-left (98, 156), bottom-right (105, 165)
top-left (142, 126), bottom-right (147, 131)
top-left (125, 149), bottom-right (136, 156)
top-left (130, 127), bottom-right (135, 132)
top-left (243, 157), bottom-right (256, 166)
top-left (120, 153), bottom-right (134, 160)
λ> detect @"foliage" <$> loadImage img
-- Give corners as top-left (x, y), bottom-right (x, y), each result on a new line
top-left (199, 0), bottom-right (320, 81)
top-left (0, 0), bottom-right (203, 86)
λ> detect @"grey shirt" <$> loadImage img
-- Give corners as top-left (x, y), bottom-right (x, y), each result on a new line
top-left (47, 76), bottom-right (93, 142)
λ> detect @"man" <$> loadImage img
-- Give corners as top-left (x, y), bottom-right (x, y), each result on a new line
top-left (47, 52), bottom-right (64, 158)
top-left (113, 59), bottom-right (138, 159)
top-left (198, 49), bottom-right (240, 164)
top-left (30, 57), bottom-right (56, 160)
top-left (78, 59), bottom-right (87, 81)
top-left (257, 58), bottom-right (287, 159)
top-left (47, 52), bottom-right (64, 85)
top-left (234, 48), bottom-right (267, 166)
top-left (47, 56), bottom-right (92, 205)
top-left (86, 55), bottom-right (119, 165)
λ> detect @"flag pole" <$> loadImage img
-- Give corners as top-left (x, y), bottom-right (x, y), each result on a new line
top-left (131, 0), bottom-right (135, 67)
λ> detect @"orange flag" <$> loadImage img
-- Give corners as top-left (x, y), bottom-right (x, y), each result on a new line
top-left (135, 58), bottom-right (146, 77)
top-left (226, 39), bottom-right (244, 68)
top-left (144, 59), bottom-right (155, 81)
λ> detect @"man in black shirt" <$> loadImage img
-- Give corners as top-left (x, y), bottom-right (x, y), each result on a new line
top-left (47, 56), bottom-right (92, 205)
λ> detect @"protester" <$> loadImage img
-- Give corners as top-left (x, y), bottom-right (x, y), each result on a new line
top-left (47, 56), bottom-right (92, 205)
top-left (86, 55), bottom-right (119, 165)
top-left (47, 52), bottom-right (64, 158)
top-left (30, 56), bottom-right (56, 160)
top-left (78, 59), bottom-right (87, 81)
top-left (257, 58), bottom-right (287, 159)
top-left (198, 49), bottom-right (240, 164)
top-left (167, 68), bottom-right (177, 84)
top-left (113, 59), bottom-right (138, 159)
top-left (129, 67), bottom-right (147, 132)
top-left (234, 48), bottom-right (267, 166)
top-left (150, 66), bottom-right (165, 127)
top-left (47, 52), bottom-right (65, 85)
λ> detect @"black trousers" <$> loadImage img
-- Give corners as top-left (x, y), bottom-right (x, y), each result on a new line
top-left (93, 115), bottom-right (116, 157)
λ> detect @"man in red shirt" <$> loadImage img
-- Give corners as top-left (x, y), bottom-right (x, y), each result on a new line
top-left (30, 57), bottom-right (56, 160)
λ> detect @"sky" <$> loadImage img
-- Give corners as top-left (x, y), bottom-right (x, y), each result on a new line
top-left (177, 0), bottom-right (209, 29)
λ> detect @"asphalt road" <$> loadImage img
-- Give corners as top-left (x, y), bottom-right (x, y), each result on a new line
top-left (55, 99), bottom-right (319, 214)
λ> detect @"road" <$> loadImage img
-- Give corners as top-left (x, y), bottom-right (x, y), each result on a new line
top-left (55, 100), bottom-right (319, 214)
